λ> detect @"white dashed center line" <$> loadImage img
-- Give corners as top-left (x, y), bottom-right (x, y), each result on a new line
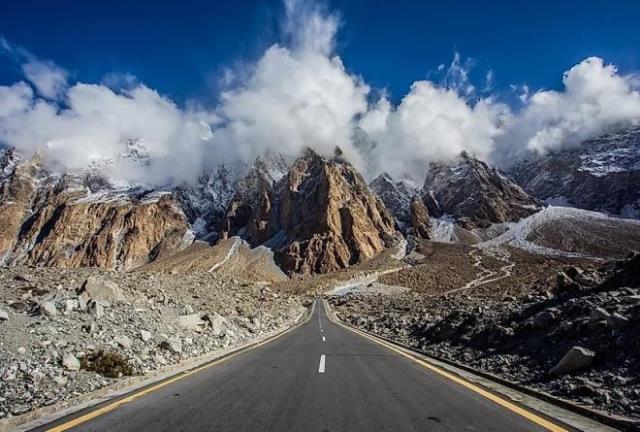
top-left (318, 354), bottom-right (326, 373)
top-left (322, 336), bottom-right (326, 342)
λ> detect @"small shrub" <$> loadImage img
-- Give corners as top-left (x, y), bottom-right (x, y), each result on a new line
top-left (80, 350), bottom-right (133, 378)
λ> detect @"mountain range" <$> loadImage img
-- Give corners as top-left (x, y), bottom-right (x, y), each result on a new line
top-left (1, 127), bottom-right (639, 274)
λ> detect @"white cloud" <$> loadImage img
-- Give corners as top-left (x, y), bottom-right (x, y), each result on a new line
top-left (0, 81), bottom-right (217, 185)
top-left (360, 81), bottom-right (508, 180)
top-left (0, 82), bottom-right (33, 116)
top-left (495, 57), bottom-right (640, 164)
top-left (21, 60), bottom-right (68, 100)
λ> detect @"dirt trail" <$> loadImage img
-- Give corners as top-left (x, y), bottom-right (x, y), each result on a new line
top-left (444, 247), bottom-right (515, 295)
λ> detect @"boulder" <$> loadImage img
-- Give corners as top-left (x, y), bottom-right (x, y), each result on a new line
top-left (178, 313), bottom-right (206, 332)
top-left (39, 301), bottom-right (57, 317)
top-left (139, 330), bottom-right (152, 342)
top-left (532, 308), bottom-right (558, 329)
top-left (204, 312), bottom-right (227, 336)
top-left (590, 307), bottom-right (610, 322)
top-left (62, 353), bottom-right (81, 371)
top-left (550, 346), bottom-right (595, 376)
top-left (80, 277), bottom-right (126, 303)
top-left (87, 300), bottom-right (104, 319)
top-left (53, 375), bottom-right (68, 386)
top-left (64, 299), bottom-right (78, 314)
top-left (161, 337), bottom-right (182, 354)
top-left (115, 336), bottom-right (132, 349)
top-left (0, 309), bottom-right (8, 321)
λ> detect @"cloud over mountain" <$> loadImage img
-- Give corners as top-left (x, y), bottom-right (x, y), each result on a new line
top-left (1, 1), bottom-right (640, 185)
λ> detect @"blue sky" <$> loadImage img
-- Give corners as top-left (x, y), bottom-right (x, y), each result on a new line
top-left (2, 0), bottom-right (640, 105)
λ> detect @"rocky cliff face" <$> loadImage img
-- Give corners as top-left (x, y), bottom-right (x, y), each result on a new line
top-left (369, 173), bottom-right (418, 231)
top-left (409, 196), bottom-right (431, 239)
top-left (511, 127), bottom-right (640, 218)
top-left (222, 150), bottom-right (397, 274)
top-left (423, 152), bottom-right (541, 229)
top-left (0, 149), bottom-right (191, 270)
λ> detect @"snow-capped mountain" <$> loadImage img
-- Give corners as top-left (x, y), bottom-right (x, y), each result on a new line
top-left (422, 151), bottom-right (541, 230)
top-left (511, 127), bottom-right (640, 218)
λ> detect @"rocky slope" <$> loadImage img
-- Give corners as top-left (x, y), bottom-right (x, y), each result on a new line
top-left (0, 149), bottom-right (191, 270)
top-left (330, 252), bottom-right (640, 422)
top-left (222, 149), bottom-right (397, 275)
top-left (423, 151), bottom-right (541, 230)
top-left (511, 127), bottom-right (640, 218)
top-left (0, 267), bottom-right (304, 419)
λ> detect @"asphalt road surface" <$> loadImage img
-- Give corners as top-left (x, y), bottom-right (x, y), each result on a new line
top-left (36, 300), bottom-right (572, 432)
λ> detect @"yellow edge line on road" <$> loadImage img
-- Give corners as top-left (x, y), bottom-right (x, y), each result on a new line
top-left (335, 319), bottom-right (569, 432)
top-left (45, 304), bottom-right (314, 432)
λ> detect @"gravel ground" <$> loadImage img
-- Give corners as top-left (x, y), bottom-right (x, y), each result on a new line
top-left (0, 267), bottom-right (304, 419)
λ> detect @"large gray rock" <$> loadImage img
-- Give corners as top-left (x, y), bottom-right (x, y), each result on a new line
top-left (0, 309), bottom-right (8, 321)
top-left (178, 313), bottom-right (206, 332)
top-left (161, 337), bottom-right (182, 354)
top-left (87, 300), bottom-right (104, 319)
top-left (204, 312), bottom-right (227, 337)
top-left (115, 335), bottom-right (132, 349)
top-left (62, 353), bottom-right (81, 371)
top-left (550, 346), bottom-right (596, 376)
top-left (590, 307), bottom-right (610, 322)
top-left (39, 301), bottom-right (57, 317)
top-left (79, 276), bottom-right (126, 303)
top-left (139, 330), bottom-right (152, 342)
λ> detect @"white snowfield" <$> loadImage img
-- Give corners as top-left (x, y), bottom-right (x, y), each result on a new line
top-left (477, 206), bottom-right (640, 257)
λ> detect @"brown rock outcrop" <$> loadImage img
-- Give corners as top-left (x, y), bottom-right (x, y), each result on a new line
top-left (0, 150), bottom-right (191, 270)
top-left (222, 150), bottom-right (397, 275)
top-left (409, 197), bottom-right (431, 239)
top-left (0, 150), bottom-right (40, 260)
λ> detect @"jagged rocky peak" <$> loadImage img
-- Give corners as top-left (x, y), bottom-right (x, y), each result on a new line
top-left (423, 151), bottom-right (541, 229)
top-left (175, 165), bottom-right (238, 240)
top-left (409, 196), bottom-right (431, 239)
top-left (511, 126), bottom-right (640, 218)
top-left (0, 148), bottom-right (192, 270)
top-left (369, 172), bottom-right (418, 231)
top-left (222, 150), bottom-right (397, 275)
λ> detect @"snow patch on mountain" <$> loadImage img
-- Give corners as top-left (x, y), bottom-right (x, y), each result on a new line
top-left (478, 206), bottom-right (640, 257)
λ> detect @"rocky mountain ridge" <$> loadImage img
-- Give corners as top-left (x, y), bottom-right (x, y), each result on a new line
top-left (0, 149), bottom-right (192, 270)
top-left (222, 149), bottom-right (397, 275)
top-left (2, 125), bottom-right (639, 274)
top-left (422, 151), bottom-right (542, 230)
top-left (511, 127), bottom-right (640, 218)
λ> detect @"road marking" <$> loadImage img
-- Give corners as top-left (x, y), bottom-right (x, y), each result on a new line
top-left (322, 336), bottom-right (326, 342)
top-left (332, 314), bottom-right (568, 432)
top-left (44, 305), bottom-right (316, 432)
top-left (318, 354), bottom-right (326, 373)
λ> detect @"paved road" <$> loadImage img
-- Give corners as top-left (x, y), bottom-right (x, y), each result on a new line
top-left (37, 300), bottom-right (569, 432)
